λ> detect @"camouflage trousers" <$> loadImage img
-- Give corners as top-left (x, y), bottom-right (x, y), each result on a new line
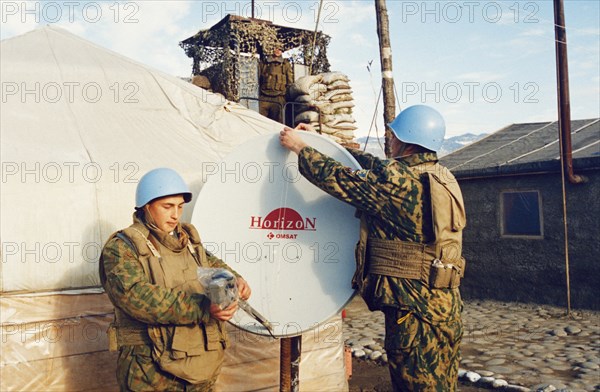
top-left (116, 345), bottom-right (217, 392)
top-left (259, 94), bottom-right (286, 123)
top-left (383, 308), bottom-right (462, 392)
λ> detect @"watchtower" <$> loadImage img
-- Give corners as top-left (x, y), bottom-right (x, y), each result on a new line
top-left (180, 14), bottom-right (330, 103)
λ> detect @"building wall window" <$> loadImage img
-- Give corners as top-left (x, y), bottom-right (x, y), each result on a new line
top-left (501, 190), bottom-right (543, 238)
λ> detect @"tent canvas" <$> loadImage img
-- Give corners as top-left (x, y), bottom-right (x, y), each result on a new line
top-left (1, 25), bottom-right (282, 293)
top-left (0, 26), bottom-right (347, 391)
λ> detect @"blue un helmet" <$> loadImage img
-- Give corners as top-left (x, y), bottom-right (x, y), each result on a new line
top-left (135, 168), bottom-right (192, 208)
top-left (387, 105), bottom-right (446, 152)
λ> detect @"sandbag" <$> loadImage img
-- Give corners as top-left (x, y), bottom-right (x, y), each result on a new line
top-left (330, 122), bottom-right (358, 130)
top-left (320, 89), bottom-right (353, 102)
top-left (290, 71), bottom-right (356, 143)
top-left (330, 94), bottom-right (353, 103)
top-left (327, 80), bottom-right (351, 90)
top-left (332, 129), bottom-right (356, 139)
top-left (334, 107), bottom-right (353, 115)
top-left (316, 100), bottom-right (355, 115)
top-left (325, 113), bottom-right (355, 126)
top-left (288, 74), bottom-right (324, 99)
top-left (321, 72), bottom-right (350, 85)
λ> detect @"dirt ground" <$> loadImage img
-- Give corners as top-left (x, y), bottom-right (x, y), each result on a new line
top-left (348, 358), bottom-right (487, 392)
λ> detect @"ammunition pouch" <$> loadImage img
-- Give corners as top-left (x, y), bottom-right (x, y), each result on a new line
top-left (148, 319), bottom-right (227, 384)
top-left (429, 258), bottom-right (464, 289)
top-left (260, 60), bottom-right (290, 95)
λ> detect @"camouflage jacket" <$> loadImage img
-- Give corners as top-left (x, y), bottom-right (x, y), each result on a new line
top-left (100, 217), bottom-right (236, 327)
top-left (298, 147), bottom-right (462, 324)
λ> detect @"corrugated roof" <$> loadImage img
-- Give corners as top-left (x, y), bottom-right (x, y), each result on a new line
top-left (440, 118), bottom-right (600, 177)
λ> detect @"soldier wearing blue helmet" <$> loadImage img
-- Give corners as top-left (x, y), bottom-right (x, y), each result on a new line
top-left (280, 105), bottom-right (466, 391)
top-left (100, 168), bottom-right (251, 391)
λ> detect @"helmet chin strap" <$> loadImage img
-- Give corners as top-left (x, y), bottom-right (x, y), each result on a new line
top-left (392, 140), bottom-right (425, 159)
top-left (143, 205), bottom-right (157, 226)
top-left (396, 143), bottom-right (409, 158)
top-left (390, 136), bottom-right (409, 158)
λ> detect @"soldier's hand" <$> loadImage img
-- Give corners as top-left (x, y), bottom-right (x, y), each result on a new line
top-left (294, 123), bottom-right (314, 132)
top-left (237, 277), bottom-right (252, 301)
top-left (210, 301), bottom-right (238, 321)
top-left (280, 128), bottom-right (308, 155)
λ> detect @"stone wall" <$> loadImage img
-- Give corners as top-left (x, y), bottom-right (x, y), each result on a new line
top-left (457, 169), bottom-right (600, 310)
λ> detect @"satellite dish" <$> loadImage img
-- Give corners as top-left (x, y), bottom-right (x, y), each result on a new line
top-left (191, 132), bottom-right (361, 337)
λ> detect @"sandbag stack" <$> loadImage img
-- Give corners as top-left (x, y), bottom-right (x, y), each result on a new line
top-left (288, 72), bottom-right (357, 145)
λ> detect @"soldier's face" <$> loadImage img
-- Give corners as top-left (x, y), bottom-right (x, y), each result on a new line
top-left (274, 48), bottom-right (282, 57)
top-left (146, 195), bottom-right (185, 233)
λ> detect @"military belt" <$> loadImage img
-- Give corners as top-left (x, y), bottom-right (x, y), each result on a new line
top-left (367, 238), bottom-right (430, 279)
top-left (367, 238), bottom-right (463, 289)
top-left (108, 324), bottom-right (151, 351)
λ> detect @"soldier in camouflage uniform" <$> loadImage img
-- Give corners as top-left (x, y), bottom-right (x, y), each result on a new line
top-left (280, 105), bottom-right (466, 392)
top-left (259, 46), bottom-right (293, 123)
top-left (99, 168), bottom-right (251, 392)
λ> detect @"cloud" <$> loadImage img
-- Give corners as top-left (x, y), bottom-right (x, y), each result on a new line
top-left (350, 33), bottom-right (372, 48)
top-left (570, 27), bottom-right (600, 38)
top-left (84, 1), bottom-right (193, 76)
top-left (520, 27), bottom-right (546, 37)
top-left (455, 72), bottom-right (507, 83)
top-left (3, 0), bottom-right (594, 140)
top-left (1, 1), bottom-right (195, 75)
top-left (318, 1), bottom-right (375, 40)
top-left (0, 0), bottom-right (40, 39)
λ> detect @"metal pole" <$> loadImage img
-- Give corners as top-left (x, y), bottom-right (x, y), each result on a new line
top-left (251, 0), bottom-right (255, 18)
top-left (375, 0), bottom-right (396, 158)
top-left (280, 338), bottom-right (291, 392)
top-left (553, 0), bottom-right (589, 316)
top-left (279, 336), bottom-right (302, 392)
top-left (553, 0), bottom-right (585, 185)
top-left (290, 336), bottom-right (301, 392)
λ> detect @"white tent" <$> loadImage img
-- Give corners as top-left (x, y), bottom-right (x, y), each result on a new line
top-left (0, 26), bottom-right (346, 391)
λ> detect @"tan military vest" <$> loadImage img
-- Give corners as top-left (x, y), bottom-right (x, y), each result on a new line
top-left (354, 162), bottom-right (466, 290)
top-left (106, 222), bottom-right (227, 384)
top-left (259, 58), bottom-right (290, 95)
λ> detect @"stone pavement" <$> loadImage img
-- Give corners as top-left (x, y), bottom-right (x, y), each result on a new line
top-left (343, 296), bottom-right (600, 391)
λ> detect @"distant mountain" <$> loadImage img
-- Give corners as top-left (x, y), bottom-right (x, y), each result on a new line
top-left (438, 133), bottom-right (488, 157)
top-left (355, 133), bottom-right (487, 158)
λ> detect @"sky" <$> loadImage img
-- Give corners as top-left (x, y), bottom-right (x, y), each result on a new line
top-left (1, 0), bottom-right (599, 139)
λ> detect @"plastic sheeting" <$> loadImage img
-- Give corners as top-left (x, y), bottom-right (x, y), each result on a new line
top-left (0, 293), bottom-right (347, 391)
top-left (0, 293), bottom-right (114, 391)
top-left (218, 315), bottom-right (348, 391)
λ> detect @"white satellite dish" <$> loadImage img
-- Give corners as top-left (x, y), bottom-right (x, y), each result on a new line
top-left (191, 132), bottom-right (361, 337)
